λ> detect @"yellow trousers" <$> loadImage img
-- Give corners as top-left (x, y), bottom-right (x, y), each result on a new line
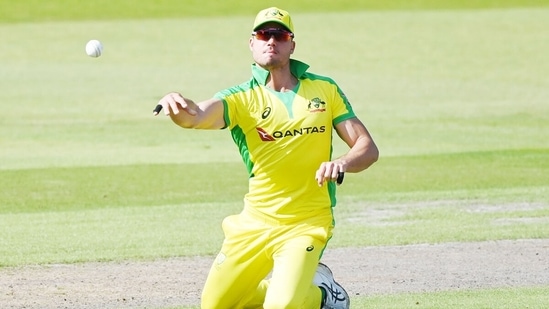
top-left (201, 207), bottom-right (334, 309)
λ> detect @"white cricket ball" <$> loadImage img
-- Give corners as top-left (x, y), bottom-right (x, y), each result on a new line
top-left (85, 39), bottom-right (103, 58)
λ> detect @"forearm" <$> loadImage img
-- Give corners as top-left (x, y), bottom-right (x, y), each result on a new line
top-left (155, 93), bottom-right (225, 130)
top-left (336, 135), bottom-right (379, 173)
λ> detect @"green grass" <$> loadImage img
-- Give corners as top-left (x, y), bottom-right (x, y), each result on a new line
top-left (358, 286), bottom-right (549, 309)
top-left (2, 149), bottom-right (547, 214)
top-left (0, 163), bottom-right (247, 213)
top-left (0, 202), bottom-right (236, 266)
top-left (2, 0), bottom-right (549, 23)
top-left (0, 0), bottom-right (548, 307)
top-left (1, 149), bottom-right (547, 266)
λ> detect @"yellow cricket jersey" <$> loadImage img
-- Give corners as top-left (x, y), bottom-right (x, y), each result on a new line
top-left (215, 59), bottom-right (356, 220)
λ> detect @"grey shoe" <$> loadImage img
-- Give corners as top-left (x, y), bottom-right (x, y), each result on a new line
top-left (313, 263), bottom-right (350, 309)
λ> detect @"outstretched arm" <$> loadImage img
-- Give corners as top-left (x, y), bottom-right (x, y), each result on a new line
top-left (153, 92), bottom-right (225, 130)
top-left (315, 117), bottom-right (379, 186)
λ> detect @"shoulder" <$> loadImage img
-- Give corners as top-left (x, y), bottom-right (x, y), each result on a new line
top-left (215, 78), bottom-right (259, 100)
top-left (301, 71), bottom-right (339, 87)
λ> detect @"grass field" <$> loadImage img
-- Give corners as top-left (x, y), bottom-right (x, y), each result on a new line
top-left (1, 0), bottom-right (548, 308)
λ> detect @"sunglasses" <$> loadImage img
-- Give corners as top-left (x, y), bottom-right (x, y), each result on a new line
top-left (252, 28), bottom-right (294, 42)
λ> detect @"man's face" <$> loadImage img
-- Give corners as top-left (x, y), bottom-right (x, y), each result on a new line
top-left (250, 22), bottom-right (295, 70)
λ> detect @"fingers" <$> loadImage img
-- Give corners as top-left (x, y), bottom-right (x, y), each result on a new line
top-left (315, 162), bottom-right (346, 186)
top-left (153, 92), bottom-right (197, 116)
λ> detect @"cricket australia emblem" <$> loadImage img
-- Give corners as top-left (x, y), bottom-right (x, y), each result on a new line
top-left (307, 97), bottom-right (326, 113)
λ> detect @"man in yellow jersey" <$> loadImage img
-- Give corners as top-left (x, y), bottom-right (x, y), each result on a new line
top-left (154, 7), bottom-right (378, 309)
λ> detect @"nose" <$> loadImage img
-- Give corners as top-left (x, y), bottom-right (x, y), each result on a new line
top-left (266, 35), bottom-right (276, 44)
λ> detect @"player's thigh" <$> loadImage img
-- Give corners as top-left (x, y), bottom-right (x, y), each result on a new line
top-left (201, 214), bottom-right (272, 309)
top-left (264, 229), bottom-right (329, 308)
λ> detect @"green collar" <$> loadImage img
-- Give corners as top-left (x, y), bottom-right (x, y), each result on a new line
top-left (251, 59), bottom-right (310, 86)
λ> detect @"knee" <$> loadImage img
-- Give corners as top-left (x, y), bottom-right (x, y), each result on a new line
top-left (201, 294), bottom-right (226, 309)
top-left (263, 296), bottom-right (302, 309)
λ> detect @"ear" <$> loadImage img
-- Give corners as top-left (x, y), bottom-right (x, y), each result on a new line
top-left (290, 41), bottom-right (296, 54)
top-left (249, 37), bottom-right (254, 51)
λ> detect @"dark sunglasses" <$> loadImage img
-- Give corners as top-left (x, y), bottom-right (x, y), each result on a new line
top-left (252, 28), bottom-right (294, 42)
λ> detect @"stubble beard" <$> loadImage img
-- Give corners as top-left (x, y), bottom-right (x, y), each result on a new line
top-left (257, 55), bottom-right (288, 71)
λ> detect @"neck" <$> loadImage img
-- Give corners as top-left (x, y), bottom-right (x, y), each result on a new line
top-left (265, 66), bottom-right (297, 92)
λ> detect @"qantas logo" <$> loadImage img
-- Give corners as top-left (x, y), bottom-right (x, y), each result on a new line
top-left (256, 126), bottom-right (326, 142)
top-left (257, 127), bottom-right (276, 141)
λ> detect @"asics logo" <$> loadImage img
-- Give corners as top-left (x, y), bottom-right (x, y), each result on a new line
top-left (322, 282), bottom-right (347, 304)
top-left (261, 107), bottom-right (272, 119)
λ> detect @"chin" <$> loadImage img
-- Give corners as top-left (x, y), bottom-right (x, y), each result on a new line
top-left (261, 58), bottom-right (284, 69)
